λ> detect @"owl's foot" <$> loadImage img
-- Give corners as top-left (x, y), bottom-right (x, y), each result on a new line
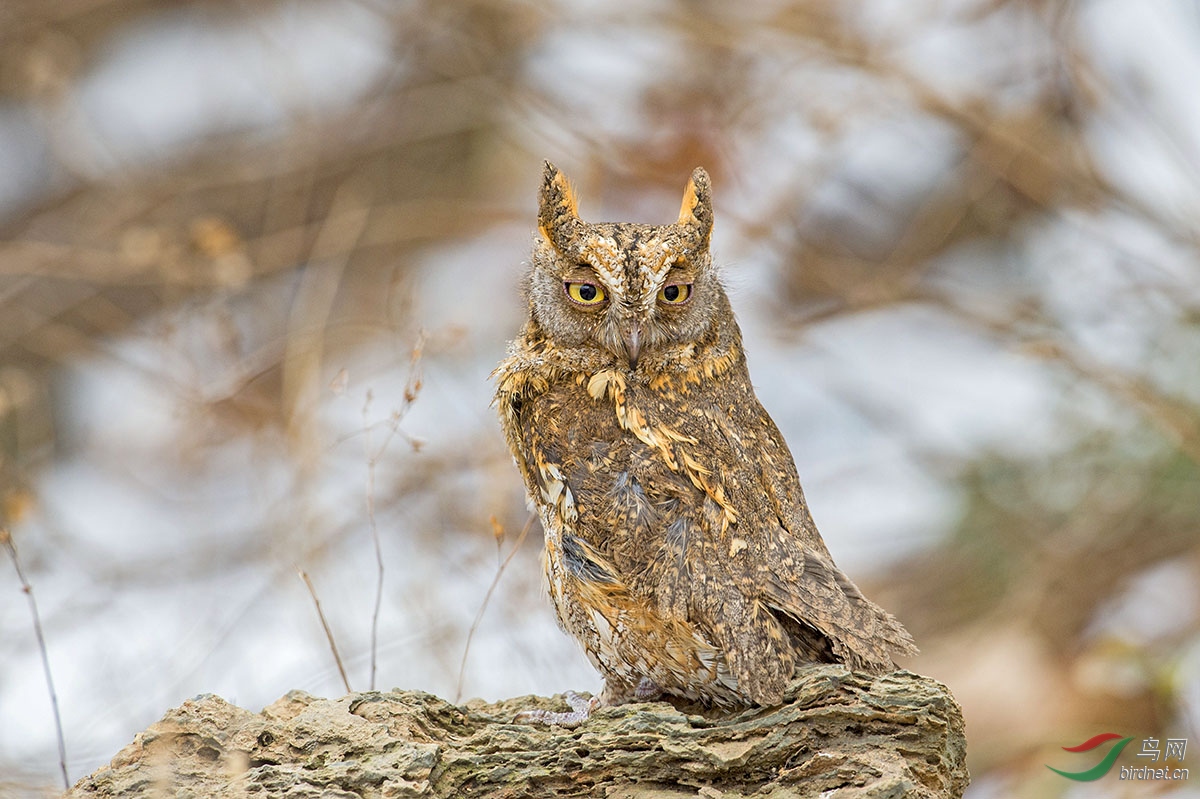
top-left (633, 677), bottom-right (663, 701)
top-left (601, 676), bottom-right (663, 705)
top-left (513, 690), bottom-right (598, 728)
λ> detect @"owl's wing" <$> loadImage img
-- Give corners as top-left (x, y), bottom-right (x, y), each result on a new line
top-left (620, 371), bottom-right (917, 705)
top-left (756, 528), bottom-right (919, 671)
top-left (741, 405), bottom-right (918, 670)
top-left (495, 361), bottom-right (634, 593)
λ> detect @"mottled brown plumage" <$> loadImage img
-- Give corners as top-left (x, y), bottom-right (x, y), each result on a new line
top-left (493, 163), bottom-right (916, 721)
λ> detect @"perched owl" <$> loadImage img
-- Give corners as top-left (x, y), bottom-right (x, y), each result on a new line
top-left (493, 162), bottom-right (916, 724)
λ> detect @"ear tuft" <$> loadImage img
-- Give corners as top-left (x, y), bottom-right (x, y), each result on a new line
top-left (677, 167), bottom-right (713, 245)
top-left (538, 161), bottom-right (581, 249)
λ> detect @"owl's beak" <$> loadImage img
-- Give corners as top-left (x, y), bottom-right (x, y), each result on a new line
top-left (622, 322), bottom-right (642, 370)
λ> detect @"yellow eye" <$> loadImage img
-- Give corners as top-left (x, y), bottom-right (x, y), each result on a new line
top-left (657, 283), bottom-right (693, 304)
top-left (565, 281), bottom-right (607, 306)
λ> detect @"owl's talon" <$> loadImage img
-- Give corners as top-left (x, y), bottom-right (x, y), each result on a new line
top-left (513, 691), bottom-right (598, 728)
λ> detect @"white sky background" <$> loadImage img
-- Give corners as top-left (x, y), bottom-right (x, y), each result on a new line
top-left (1, 0), bottom-right (1199, 793)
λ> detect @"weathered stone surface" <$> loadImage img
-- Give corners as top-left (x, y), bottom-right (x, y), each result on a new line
top-left (67, 666), bottom-right (967, 798)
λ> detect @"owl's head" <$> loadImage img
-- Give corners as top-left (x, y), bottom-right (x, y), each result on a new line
top-left (528, 161), bottom-right (726, 371)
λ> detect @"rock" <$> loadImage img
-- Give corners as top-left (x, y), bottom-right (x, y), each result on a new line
top-left (67, 665), bottom-right (967, 798)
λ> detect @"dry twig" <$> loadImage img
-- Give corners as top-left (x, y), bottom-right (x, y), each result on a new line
top-left (3, 528), bottom-right (69, 791)
top-left (298, 568), bottom-right (352, 694)
top-left (363, 331), bottom-right (426, 690)
top-left (455, 512), bottom-right (537, 703)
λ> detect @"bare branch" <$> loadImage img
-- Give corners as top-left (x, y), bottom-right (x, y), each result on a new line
top-left (3, 529), bottom-right (70, 791)
top-left (298, 568), bottom-right (352, 695)
top-left (455, 512), bottom-right (536, 704)
top-left (364, 331), bottom-right (426, 690)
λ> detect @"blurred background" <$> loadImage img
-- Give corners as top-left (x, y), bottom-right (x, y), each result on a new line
top-left (0, 1), bottom-right (1198, 796)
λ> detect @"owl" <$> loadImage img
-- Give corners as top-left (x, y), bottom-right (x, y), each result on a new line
top-left (493, 162), bottom-right (916, 725)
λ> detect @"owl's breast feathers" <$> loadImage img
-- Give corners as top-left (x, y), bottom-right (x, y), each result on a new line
top-left (492, 322), bottom-right (916, 706)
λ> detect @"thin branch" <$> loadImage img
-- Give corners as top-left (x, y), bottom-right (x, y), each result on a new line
top-left (363, 331), bottom-right (426, 690)
top-left (362, 389), bottom-right (386, 693)
top-left (3, 529), bottom-right (69, 791)
top-left (455, 511), bottom-right (537, 704)
top-left (298, 568), bottom-right (352, 694)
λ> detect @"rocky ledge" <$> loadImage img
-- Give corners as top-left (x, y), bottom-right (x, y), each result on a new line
top-left (67, 665), bottom-right (967, 798)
